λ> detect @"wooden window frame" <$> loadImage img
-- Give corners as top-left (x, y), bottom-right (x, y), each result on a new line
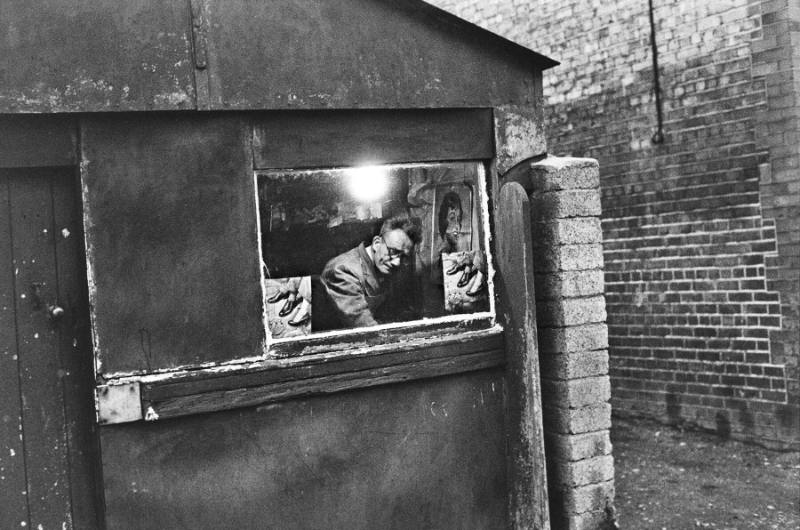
top-left (256, 160), bottom-right (498, 357)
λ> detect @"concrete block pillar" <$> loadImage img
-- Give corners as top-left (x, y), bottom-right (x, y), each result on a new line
top-left (525, 156), bottom-right (616, 530)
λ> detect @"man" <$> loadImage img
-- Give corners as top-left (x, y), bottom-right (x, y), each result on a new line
top-left (315, 213), bottom-right (422, 330)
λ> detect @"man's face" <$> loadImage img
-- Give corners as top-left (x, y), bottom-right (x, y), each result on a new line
top-left (372, 229), bottom-right (414, 275)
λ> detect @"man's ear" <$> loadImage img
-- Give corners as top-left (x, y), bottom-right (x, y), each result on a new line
top-left (370, 235), bottom-right (382, 249)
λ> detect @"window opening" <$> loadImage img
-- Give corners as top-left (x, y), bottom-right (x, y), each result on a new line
top-left (256, 161), bottom-right (495, 343)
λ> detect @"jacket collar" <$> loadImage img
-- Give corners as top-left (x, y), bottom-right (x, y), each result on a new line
top-left (357, 242), bottom-right (384, 292)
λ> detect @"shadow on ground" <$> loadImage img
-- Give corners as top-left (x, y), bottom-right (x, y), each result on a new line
top-left (612, 415), bottom-right (800, 529)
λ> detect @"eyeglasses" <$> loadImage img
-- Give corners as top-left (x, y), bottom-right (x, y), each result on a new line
top-left (382, 237), bottom-right (411, 263)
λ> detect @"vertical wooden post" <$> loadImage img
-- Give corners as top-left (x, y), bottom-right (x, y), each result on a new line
top-left (497, 181), bottom-right (550, 529)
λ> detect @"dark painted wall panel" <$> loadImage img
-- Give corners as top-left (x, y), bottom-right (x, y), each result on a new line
top-left (253, 109), bottom-right (494, 169)
top-left (0, 0), bottom-right (551, 114)
top-left (0, 0), bottom-right (195, 112)
top-left (0, 117), bottom-right (77, 168)
top-left (203, 0), bottom-right (539, 109)
top-left (101, 370), bottom-right (509, 530)
top-left (82, 115), bottom-right (263, 375)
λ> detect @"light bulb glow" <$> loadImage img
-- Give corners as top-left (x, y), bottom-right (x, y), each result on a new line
top-left (346, 165), bottom-right (389, 203)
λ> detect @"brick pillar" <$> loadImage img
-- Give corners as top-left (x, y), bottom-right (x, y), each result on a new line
top-left (526, 156), bottom-right (616, 530)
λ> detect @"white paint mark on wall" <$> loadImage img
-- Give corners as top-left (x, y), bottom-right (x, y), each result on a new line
top-left (152, 91), bottom-right (192, 106)
top-left (61, 228), bottom-right (71, 238)
top-left (81, 155), bottom-right (103, 374)
top-left (9, 448), bottom-right (15, 456)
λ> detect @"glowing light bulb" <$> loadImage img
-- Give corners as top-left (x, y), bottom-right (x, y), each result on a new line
top-left (346, 165), bottom-right (389, 203)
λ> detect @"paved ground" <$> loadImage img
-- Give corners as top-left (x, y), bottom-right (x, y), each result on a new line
top-left (612, 415), bottom-right (800, 529)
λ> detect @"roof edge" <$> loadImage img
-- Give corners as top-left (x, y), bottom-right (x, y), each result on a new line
top-left (416, 0), bottom-right (559, 70)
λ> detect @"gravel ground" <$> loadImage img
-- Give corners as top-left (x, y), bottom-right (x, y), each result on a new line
top-left (612, 415), bottom-right (800, 529)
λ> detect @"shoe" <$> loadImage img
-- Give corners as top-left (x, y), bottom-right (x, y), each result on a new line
top-left (267, 291), bottom-right (287, 304)
top-left (466, 282), bottom-right (486, 297)
top-left (446, 264), bottom-right (461, 275)
top-left (288, 313), bottom-right (310, 327)
top-left (278, 297), bottom-right (300, 317)
top-left (457, 269), bottom-right (477, 288)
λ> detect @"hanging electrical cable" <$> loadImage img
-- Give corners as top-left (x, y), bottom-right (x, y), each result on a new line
top-left (648, 0), bottom-right (665, 144)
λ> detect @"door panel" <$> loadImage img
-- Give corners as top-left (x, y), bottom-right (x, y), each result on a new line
top-left (0, 170), bottom-right (27, 530)
top-left (0, 168), bottom-right (101, 529)
top-left (10, 170), bottom-right (73, 527)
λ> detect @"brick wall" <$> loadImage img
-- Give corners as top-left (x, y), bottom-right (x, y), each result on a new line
top-left (430, 0), bottom-right (799, 449)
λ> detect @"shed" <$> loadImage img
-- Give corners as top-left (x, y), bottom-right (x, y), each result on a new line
top-left (1, 1), bottom-right (616, 529)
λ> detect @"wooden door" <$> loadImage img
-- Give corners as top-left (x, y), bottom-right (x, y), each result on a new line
top-left (0, 168), bottom-right (102, 529)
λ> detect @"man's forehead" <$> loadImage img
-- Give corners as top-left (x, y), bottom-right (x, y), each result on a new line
top-left (384, 229), bottom-right (413, 248)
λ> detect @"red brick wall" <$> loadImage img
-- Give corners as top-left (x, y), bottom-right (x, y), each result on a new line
top-left (431, 0), bottom-right (800, 448)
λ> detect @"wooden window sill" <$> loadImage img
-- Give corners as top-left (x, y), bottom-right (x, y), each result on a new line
top-left (98, 325), bottom-right (504, 424)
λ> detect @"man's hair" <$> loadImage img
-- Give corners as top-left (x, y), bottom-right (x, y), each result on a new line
top-left (438, 191), bottom-right (462, 240)
top-left (380, 213), bottom-right (422, 245)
